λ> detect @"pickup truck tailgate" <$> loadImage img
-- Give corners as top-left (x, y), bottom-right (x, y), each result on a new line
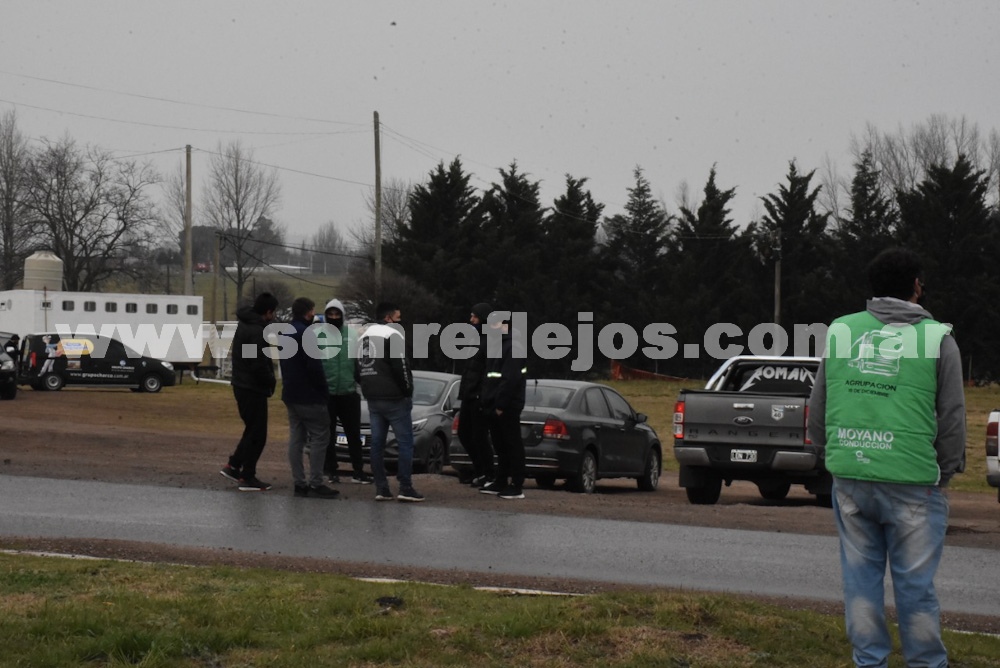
top-left (676, 389), bottom-right (809, 458)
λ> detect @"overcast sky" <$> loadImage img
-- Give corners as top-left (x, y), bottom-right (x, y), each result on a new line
top-left (3, 1), bottom-right (999, 247)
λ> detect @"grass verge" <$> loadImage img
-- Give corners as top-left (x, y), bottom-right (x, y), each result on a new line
top-left (3, 552), bottom-right (999, 668)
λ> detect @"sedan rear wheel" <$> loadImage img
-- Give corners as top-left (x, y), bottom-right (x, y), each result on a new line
top-left (571, 450), bottom-right (597, 494)
top-left (636, 448), bottom-right (660, 491)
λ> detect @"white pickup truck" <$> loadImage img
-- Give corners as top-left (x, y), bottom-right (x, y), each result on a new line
top-left (986, 410), bottom-right (1000, 502)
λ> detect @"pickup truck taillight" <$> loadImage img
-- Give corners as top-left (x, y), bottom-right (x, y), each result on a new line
top-left (987, 418), bottom-right (998, 458)
top-left (803, 405), bottom-right (811, 445)
top-left (673, 400), bottom-right (685, 438)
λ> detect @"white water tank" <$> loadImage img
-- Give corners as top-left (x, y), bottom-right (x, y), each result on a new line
top-left (22, 251), bottom-right (64, 290)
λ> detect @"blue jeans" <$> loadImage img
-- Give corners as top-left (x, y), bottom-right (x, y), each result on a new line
top-left (285, 402), bottom-right (330, 488)
top-left (832, 477), bottom-right (949, 668)
top-left (368, 398), bottom-right (414, 491)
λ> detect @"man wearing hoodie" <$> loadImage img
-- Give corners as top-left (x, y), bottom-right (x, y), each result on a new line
top-left (808, 248), bottom-right (965, 668)
top-left (318, 298), bottom-right (372, 485)
top-left (280, 297), bottom-right (339, 499)
top-left (220, 292), bottom-right (278, 491)
top-left (479, 310), bottom-right (527, 500)
top-left (355, 301), bottom-right (423, 502)
top-left (457, 302), bottom-right (496, 487)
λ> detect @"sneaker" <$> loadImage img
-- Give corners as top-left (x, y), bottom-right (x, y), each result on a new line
top-left (397, 487), bottom-right (425, 502)
top-left (480, 480), bottom-right (505, 495)
top-left (309, 484), bottom-right (340, 499)
top-left (375, 487), bottom-right (394, 501)
top-left (350, 473), bottom-right (374, 485)
top-left (498, 485), bottom-right (525, 500)
top-left (324, 473), bottom-right (341, 484)
top-left (219, 465), bottom-right (241, 482)
top-left (238, 476), bottom-right (272, 491)
top-left (470, 475), bottom-right (490, 488)
top-left (294, 484), bottom-right (309, 497)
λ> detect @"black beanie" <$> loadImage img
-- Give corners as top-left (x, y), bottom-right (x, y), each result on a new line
top-left (471, 302), bottom-right (493, 320)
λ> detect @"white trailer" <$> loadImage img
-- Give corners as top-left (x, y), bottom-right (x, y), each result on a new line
top-left (0, 289), bottom-right (205, 365)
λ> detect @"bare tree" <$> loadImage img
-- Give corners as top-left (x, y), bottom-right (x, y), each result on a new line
top-left (202, 140), bottom-right (281, 301)
top-left (22, 135), bottom-right (160, 292)
top-left (308, 220), bottom-right (356, 275)
top-left (0, 110), bottom-right (37, 289)
top-left (851, 114), bottom-right (1000, 207)
top-left (355, 176), bottom-right (412, 253)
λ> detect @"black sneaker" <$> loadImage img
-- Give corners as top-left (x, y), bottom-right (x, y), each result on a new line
top-left (397, 487), bottom-right (425, 502)
top-left (220, 465), bottom-right (241, 482)
top-left (238, 476), bottom-right (272, 491)
top-left (309, 484), bottom-right (340, 499)
top-left (294, 484), bottom-right (309, 497)
top-left (351, 473), bottom-right (374, 485)
top-left (324, 473), bottom-right (341, 484)
top-left (480, 481), bottom-right (505, 495)
top-left (375, 487), bottom-right (394, 501)
top-left (470, 475), bottom-right (489, 488)
top-left (499, 485), bottom-right (525, 500)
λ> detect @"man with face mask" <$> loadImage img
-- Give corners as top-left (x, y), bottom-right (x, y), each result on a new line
top-left (318, 299), bottom-right (372, 485)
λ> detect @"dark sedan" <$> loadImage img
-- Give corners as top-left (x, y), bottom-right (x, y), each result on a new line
top-left (449, 379), bottom-right (662, 493)
top-left (334, 371), bottom-right (460, 474)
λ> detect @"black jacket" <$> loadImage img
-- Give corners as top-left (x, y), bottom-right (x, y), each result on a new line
top-left (480, 329), bottom-right (526, 413)
top-left (355, 323), bottom-right (413, 401)
top-left (278, 317), bottom-right (328, 405)
top-left (458, 324), bottom-right (487, 402)
top-left (230, 306), bottom-right (276, 397)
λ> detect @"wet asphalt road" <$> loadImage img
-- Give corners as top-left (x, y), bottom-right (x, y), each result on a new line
top-left (0, 474), bottom-right (997, 617)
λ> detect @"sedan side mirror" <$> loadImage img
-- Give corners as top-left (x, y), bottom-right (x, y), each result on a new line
top-left (635, 413), bottom-right (648, 424)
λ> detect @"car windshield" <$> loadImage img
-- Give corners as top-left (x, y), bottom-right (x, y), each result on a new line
top-left (524, 385), bottom-right (574, 409)
top-left (412, 378), bottom-right (446, 406)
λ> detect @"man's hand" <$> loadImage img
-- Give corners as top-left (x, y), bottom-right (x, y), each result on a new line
top-left (495, 409), bottom-right (503, 417)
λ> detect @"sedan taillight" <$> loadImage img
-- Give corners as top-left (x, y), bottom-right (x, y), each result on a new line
top-left (451, 414), bottom-right (460, 436)
top-left (542, 418), bottom-right (570, 440)
top-left (673, 400), bottom-right (685, 439)
top-left (803, 405), bottom-right (811, 445)
top-left (986, 418), bottom-right (998, 458)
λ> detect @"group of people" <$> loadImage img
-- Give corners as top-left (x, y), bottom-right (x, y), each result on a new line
top-left (219, 295), bottom-right (423, 502)
top-left (217, 246), bottom-right (966, 666)
top-left (218, 295), bottom-right (529, 503)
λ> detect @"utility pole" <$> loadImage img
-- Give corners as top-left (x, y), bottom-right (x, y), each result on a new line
top-left (373, 110), bottom-right (383, 300)
top-left (183, 144), bottom-right (193, 295)
top-left (211, 232), bottom-right (221, 324)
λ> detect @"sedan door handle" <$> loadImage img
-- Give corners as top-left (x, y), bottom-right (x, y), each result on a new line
top-left (591, 424), bottom-right (602, 430)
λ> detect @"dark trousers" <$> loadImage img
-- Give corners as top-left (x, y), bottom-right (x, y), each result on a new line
top-left (324, 392), bottom-right (364, 476)
top-left (488, 409), bottom-right (525, 487)
top-left (458, 400), bottom-right (494, 478)
top-left (229, 386), bottom-right (269, 478)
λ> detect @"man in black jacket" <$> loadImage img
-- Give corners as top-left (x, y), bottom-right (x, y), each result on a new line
top-left (457, 302), bottom-right (495, 487)
top-left (356, 301), bottom-right (423, 502)
top-left (220, 292), bottom-right (278, 491)
top-left (479, 310), bottom-right (527, 500)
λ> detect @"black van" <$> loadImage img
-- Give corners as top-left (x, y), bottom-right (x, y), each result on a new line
top-left (19, 332), bottom-right (176, 393)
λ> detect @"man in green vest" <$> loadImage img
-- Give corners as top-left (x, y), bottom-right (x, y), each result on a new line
top-left (318, 299), bottom-right (372, 485)
top-left (809, 248), bottom-right (965, 668)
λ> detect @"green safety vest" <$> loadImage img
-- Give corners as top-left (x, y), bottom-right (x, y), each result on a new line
top-left (823, 311), bottom-right (950, 485)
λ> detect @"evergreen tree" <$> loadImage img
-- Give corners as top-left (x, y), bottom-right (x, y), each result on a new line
top-left (756, 161), bottom-right (832, 331)
top-left (897, 155), bottom-right (1000, 378)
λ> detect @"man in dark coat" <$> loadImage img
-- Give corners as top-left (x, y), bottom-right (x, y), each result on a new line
top-left (220, 292), bottom-right (278, 491)
top-left (479, 310), bottom-right (527, 500)
top-left (457, 302), bottom-right (495, 486)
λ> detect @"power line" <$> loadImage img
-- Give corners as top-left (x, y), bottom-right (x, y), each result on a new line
top-left (217, 230), bottom-right (369, 260)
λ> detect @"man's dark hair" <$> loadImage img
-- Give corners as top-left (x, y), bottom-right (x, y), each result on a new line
top-left (375, 301), bottom-right (400, 322)
top-left (868, 248), bottom-right (923, 300)
top-left (252, 292), bottom-right (279, 315)
top-left (291, 296), bottom-right (315, 320)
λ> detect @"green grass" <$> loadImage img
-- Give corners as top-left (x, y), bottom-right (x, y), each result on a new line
top-left (2, 552), bottom-right (998, 667)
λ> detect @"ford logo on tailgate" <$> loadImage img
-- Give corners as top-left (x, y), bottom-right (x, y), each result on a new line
top-left (733, 416), bottom-right (754, 426)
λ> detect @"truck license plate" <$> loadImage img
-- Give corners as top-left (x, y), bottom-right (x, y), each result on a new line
top-left (731, 449), bottom-right (757, 462)
top-left (336, 434), bottom-right (348, 445)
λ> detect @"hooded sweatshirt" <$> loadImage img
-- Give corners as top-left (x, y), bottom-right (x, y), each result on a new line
top-left (317, 298), bottom-right (357, 395)
top-left (808, 297), bottom-right (966, 485)
top-left (231, 305), bottom-right (276, 396)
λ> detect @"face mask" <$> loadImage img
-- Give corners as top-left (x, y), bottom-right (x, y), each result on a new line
top-left (328, 317), bottom-right (344, 329)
